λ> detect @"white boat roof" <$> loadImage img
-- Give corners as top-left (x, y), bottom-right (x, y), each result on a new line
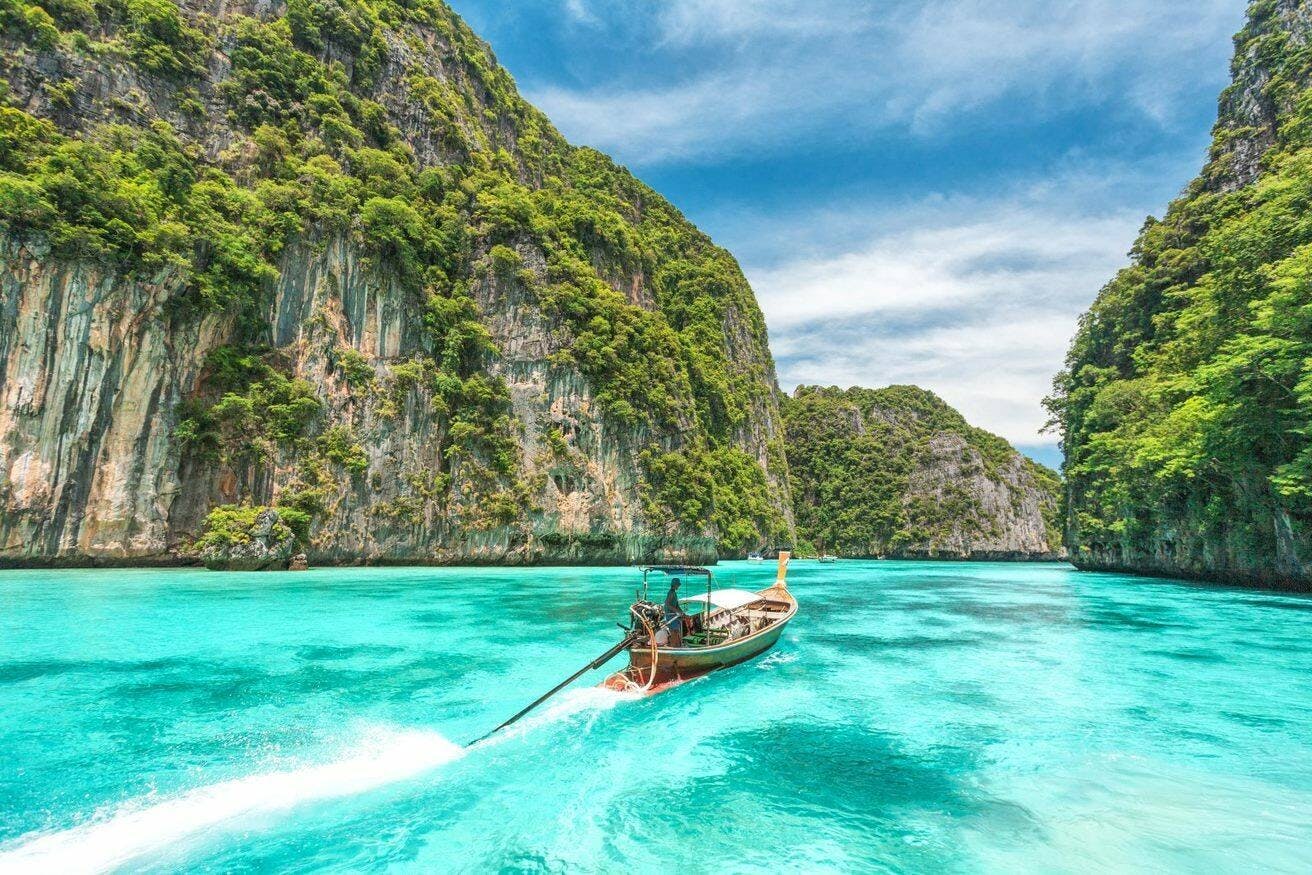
top-left (682, 588), bottom-right (763, 610)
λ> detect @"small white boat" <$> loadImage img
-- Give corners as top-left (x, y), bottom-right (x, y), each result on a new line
top-left (818, 554), bottom-right (837, 563)
top-left (747, 552), bottom-right (764, 562)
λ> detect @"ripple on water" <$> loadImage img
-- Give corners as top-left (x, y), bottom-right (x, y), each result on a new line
top-left (1, 561), bottom-right (1311, 871)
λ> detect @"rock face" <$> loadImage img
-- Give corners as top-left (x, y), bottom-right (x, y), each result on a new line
top-left (0, 239), bottom-right (224, 563)
top-left (1050, 0), bottom-right (1312, 590)
top-left (1208, 0), bottom-right (1312, 192)
top-left (783, 386), bottom-right (1062, 560)
top-left (0, 0), bottom-right (793, 566)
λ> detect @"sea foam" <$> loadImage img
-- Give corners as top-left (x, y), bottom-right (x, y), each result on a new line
top-left (0, 727), bottom-right (464, 874)
top-left (472, 685), bottom-right (636, 748)
top-left (2, 687), bottom-right (634, 873)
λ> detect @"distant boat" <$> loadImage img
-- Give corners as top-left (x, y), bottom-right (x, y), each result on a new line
top-left (602, 554), bottom-right (797, 693)
top-left (818, 554), bottom-right (837, 563)
top-left (747, 552), bottom-right (764, 562)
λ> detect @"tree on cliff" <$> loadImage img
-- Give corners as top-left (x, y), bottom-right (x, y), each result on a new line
top-left (1049, 0), bottom-right (1312, 587)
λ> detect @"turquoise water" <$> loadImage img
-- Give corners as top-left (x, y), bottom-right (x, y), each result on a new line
top-left (1, 561), bottom-right (1310, 872)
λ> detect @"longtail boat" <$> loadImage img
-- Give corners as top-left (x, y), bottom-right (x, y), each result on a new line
top-left (469, 552), bottom-right (797, 744)
top-left (602, 551), bottom-right (797, 693)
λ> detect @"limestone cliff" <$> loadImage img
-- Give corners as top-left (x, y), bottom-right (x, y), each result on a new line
top-left (1051, 0), bottom-right (1312, 590)
top-left (783, 386), bottom-right (1062, 560)
top-left (0, 0), bottom-right (794, 566)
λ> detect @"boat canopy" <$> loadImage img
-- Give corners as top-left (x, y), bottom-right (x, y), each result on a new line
top-left (641, 565), bottom-right (712, 577)
top-left (681, 588), bottom-right (762, 610)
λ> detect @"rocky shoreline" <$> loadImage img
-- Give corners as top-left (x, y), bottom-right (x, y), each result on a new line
top-left (1070, 552), bottom-right (1312, 593)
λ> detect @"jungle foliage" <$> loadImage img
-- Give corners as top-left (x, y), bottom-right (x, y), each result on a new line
top-left (1048, 1), bottom-right (1312, 574)
top-left (0, 0), bottom-right (789, 550)
top-left (785, 385), bottom-right (1059, 556)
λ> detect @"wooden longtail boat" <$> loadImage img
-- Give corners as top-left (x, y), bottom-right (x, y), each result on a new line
top-left (602, 552), bottom-right (797, 693)
top-left (469, 553), bottom-right (797, 744)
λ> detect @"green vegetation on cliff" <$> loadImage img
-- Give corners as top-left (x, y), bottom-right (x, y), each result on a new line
top-left (0, 0), bottom-right (792, 559)
top-left (784, 386), bottom-right (1060, 558)
top-left (195, 504), bottom-right (300, 554)
top-left (1048, 0), bottom-right (1312, 585)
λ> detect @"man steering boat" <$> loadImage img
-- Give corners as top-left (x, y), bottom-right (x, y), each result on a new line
top-left (662, 576), bottom-right (688, 646)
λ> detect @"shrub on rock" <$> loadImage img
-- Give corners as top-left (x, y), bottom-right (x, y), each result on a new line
top-left (196, 505), bottom-right (297, 570)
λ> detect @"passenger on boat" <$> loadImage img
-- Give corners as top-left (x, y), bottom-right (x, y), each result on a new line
top-left (663, 577), bottom-right (687, 647)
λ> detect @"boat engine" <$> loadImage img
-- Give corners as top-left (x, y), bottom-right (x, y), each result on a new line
top-left (628, 599), bottom-right (665, 639)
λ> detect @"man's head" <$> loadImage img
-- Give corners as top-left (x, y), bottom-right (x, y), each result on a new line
top-left (671, 577), bottom-right (681, 589)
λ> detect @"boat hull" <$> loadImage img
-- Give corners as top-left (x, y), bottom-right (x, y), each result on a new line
top-left (602, 586), bottom-right (796, 692)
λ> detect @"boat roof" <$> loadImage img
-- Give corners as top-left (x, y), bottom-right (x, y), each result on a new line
top-left (681, 588), bottom-right (763, 610)
top-left (641, 565), bottom-right (711, 577)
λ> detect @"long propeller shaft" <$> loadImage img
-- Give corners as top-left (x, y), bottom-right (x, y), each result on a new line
top-left (467, 632), bottom-right (636, 746)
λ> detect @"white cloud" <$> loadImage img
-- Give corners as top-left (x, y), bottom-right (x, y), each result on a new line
top-left (753, 207), bottom-right (1132, 329)
top-left (892, 0), bottom-right (1239, 132)
top-left (561, 0), bottom-right (595, 24)
top-left (530, 72), bottom-right (775, 163)
top-left (654, 0), bottom-right (867, 44)
top-left (746, 174), bottom-right (1152, 446)
top-left (532, 0), bottom-right (1241, 163)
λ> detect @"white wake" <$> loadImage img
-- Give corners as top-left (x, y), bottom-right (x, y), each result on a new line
top-left (476, 685), bottom-right (637, 747)
top-left (1, 688), bottom-right (632, 874)
top-left (0, 727), bottom-right (463, 875)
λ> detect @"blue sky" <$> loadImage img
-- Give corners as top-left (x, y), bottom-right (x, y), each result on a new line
top-left (447, 0), bottom-right (1248, 468)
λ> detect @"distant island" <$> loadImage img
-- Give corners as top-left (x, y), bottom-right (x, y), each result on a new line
top-left (785, 386), bottom-right (1060, 561)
